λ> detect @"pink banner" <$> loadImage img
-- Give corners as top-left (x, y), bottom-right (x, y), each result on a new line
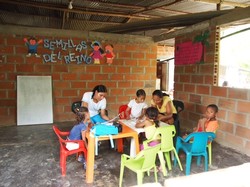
top-left (175, 41), bottom-right (203, 65)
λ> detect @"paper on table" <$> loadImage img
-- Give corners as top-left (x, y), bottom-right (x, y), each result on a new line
top-left (100, 114), bottom-right (121, 125)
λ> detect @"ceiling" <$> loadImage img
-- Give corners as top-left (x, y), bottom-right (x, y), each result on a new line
top-left (0, 0), bottom-right (249, 45)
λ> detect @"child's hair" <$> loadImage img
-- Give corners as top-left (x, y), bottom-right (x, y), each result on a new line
top-left (91, 85), bottom-right (107, 98)
top-left (207, 104), bottom-right (219, 113)
top-left (75, 106), bottom-right (89, 124)
top-left (145, 107), bottom-right (159, 127)
top-left (136, 89), bottom-right (146, 97)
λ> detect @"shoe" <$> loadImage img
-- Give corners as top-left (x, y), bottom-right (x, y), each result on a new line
top-left (83, 162), bottom-right (97, 170)
top-left (26, 53), bottom-right (31, 57)
top-left (78, 155), bottom-right (85, 163)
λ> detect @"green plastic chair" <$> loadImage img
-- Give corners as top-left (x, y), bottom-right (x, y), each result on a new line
top-left (119, 144), bottom-right (160, 187)
top-left (143, 125), bottom-right (183, 176)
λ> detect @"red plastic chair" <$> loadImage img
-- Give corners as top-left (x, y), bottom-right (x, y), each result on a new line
top-left (53, 125), bottom-right (87, 176)
top-left (119, 105), bottom-right (131, 119)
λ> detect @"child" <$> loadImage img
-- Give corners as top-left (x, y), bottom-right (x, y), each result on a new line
top-left (194, 104), bottom-right (219, 133)
top-left (66, 106), bottom-right (92, 168)
top-left (125, 89), bottom-right (148, 120)
top-left (135, 107), bottom-right (160, 150)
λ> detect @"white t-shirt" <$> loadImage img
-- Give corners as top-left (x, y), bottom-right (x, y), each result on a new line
top-left (128, 99), bottom-right (148, 119)
top-left (82, 92), bottom-right (107, 117)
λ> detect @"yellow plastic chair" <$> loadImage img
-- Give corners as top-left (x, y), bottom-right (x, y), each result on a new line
top-left (143, 125), bottom-right (183, 176)
top-left (207, 127), bottom-right (218, 166)
top-left (119, 144), bottom-right (160, 187)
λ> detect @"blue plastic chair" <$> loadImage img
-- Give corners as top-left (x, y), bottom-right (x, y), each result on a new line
top-left (174, 132), bottom-right (216, 175)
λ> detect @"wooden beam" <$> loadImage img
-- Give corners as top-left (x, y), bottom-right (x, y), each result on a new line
top-left (193, 0), bottom-right (249, 8)
top-left (153, 6), bottom-right (250, 43)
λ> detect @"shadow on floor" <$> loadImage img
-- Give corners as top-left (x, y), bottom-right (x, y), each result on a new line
top-left (0, 122), bottom-right (250, 187)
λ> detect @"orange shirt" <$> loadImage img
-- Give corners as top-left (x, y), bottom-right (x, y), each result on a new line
top-left (205, 120), bottom-right (219, 132)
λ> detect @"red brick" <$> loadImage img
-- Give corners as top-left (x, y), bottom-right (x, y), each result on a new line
top-left (184, 84), bottom-right (195, 92)
top-left (228, 111), bottom-right (246, 125)
top-left (0, 82), bottom-right (15, 89)
top-left (0, 46), bottom-right (14, 54)
top-left (119, 52), bottom-right (131, 58)
top-left (0, 99), bottom-right (15, 107)
top-left (7, 37), bottom-right (24, 45)
top-left (190, 94), bottom-right (201, 104)
top-left (117, 67), bottom-right (130, 74)
top-left (16, 64), bottom-right (34, 72)
top-left (0, 90), bottom-right (7, 98)
top-left (196, 85), bottom-right (210, 94)
top-left (179, 74), bottom-right (191, 83)
top-left (7, 56), bottom-right (24, 64)
top-left (0, 73), bottom-right (6, 81)
top-left (211, 86), bottom-right (227, 97)
top-left (8, 90), bottom-right (16, 99)
top-left (191, 75), bottom-right (204, 84)
top-left (54, 81), bottom-right (70, 88)
top-left (86, 66), bottom-right (101, 73)
top-left (131, 82), bottom-right (144, 88)
top-left (26, 56), bottom-right (43, 64)
top-left (79, 74), bottom-right (94, 80)
top-left (54, 98), bottom-right (71, 105)
top-left (218, 98), bottom-right (236, 110)
top-left (62, 73), bottom-right (77, 80)
top-left (71, 81), bottom-right (86, 89)
top-left (34, 65), bottom-right (52, 72)
top-left (16, 46), bottom-right (27, 54)
top-left (237, 101), bottom-right (250, 113)
top-left (236, 126), bottom-right (250, 139)
top-left (132, 67), bottom-right (144, 74)
top-left (224, 133), bottom-right (243, 148)
top-left (53, 65), bottom-right (68, 72)
top-left (146, 53), bottom-right (157, 59)
top-left (138, 60), bottom-right (150, 66)
top-left (95, 74), bottom-right (109, 80)
top-left (62, 90), bottom-right (78, 97)
top-left (125, 45), bottom-right (138, 51)
top-left (228, 88), bottom-right (247, 100)
top-left (118, 81), bottom-right (131, 88)
top-left (0, 64), bottom-right (15, 72)
top-left (133, 52), bottom-right (144, 59)
top-left (218, 121), bottom-right (233, 133)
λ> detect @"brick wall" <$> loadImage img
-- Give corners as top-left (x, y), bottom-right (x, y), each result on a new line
top-left (0, 25), bottom-right (157, 126)
top-left (174, 27), bottom-right (250, 156)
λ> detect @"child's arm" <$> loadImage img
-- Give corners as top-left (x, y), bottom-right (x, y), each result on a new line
top-left (125, 106), bottom-right (131, 120)
top-left (81, 130), bottom-right (88, 148)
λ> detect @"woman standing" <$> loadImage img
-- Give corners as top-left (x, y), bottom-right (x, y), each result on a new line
top-left (151, 90), bottom-right (177, 124)
top-left (81, 85), bottom-right (110, 124)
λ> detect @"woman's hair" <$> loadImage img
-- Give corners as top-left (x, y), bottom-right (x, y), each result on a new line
top-left (207, 104), bottom-right (219, 113)
top-left (152, 89), bottom-right (163, 98)
top-left (136, 89), bottom-right (146, 97)
top-left (91, 85), bottom-right (107, 98)
top-left (145, 107), bottom-right (160, 127)
top-left (75, 106), bottom-right (88, 124)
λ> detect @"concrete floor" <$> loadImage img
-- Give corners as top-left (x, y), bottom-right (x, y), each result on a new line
top-left (1, 121), bottom-right (250, 187)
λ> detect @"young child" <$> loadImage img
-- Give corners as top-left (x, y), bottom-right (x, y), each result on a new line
top-left (135, 107), bottom-right (160, 150)
top-left (66, 106), bottom-right (92, 168)
top-left (125, 89), bottom-right (148, 120)
top-left (194, 104), bottom-right (219, 133)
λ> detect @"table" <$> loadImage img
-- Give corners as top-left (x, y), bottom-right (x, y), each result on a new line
top-left (119, 119), bottom-right (169, 157)
top-left (85, 123), bottom-right (140, 183)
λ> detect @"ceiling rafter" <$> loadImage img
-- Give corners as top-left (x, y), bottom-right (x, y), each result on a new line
top-left (0, 0), bottom-right (159, 20)
top-left (193, 0), bottom-right (250, 7)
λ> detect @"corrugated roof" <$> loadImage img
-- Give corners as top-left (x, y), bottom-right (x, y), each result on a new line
top-left (0, 0), bottom-right (249, 45)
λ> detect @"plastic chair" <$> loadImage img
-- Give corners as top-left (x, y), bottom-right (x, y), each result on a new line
top-left (71, 101), bottom-right (82, 113)
top-left (143, 125), bottom-right (183, 176)
top-left (173, 100), bottom-right (184, 137)
top-left (119, 145), bottom-right (160, 187)
top-left (119, 104), bottom-right (130, 119)
top-left (53, 125), bottom-right (87, 176)
top-left (174, 132), bottom-right (216, 175)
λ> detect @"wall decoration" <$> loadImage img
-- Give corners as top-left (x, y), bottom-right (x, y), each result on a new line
top-left (42, 39), bottom-right (92, 64)
top-left (105, 44), bottom-right (115, 65)
top-left (175, 41), bottom-right (203, 65)
top-left (24, 37), bottom-right (43, 57)
top-left (89, 41), bottom-right (105, 64)
top-left (175, 30), bottom-right (210, 65)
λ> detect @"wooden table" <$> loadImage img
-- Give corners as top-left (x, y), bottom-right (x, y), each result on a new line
top-left (85, 123), bottom-right (140, 183)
